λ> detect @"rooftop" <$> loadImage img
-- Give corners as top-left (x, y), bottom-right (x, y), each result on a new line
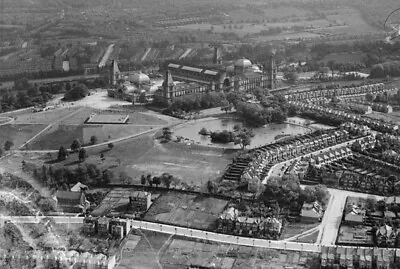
top-left (56, 191), bottom-right (82, 201)
top-left (86, 114), bottom-right (129, 124)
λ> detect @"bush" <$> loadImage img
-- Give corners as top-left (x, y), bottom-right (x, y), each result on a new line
top-left (63, 83), bottom-right (89, 101)
top-left (210, 130), bottom-right (235, 143)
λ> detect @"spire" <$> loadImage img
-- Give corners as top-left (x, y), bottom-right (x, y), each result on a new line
top-left (213, 47), bottom-right (222, 65)
top-left (162, 70), bottom-right (174, 87)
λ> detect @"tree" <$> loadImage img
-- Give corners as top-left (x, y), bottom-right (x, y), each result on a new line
top-left (153, 176), bottom-right (161, 187)
top-left (199, 127), bottom-right (209, 136)
top-left (102, 170), bottom-right (113, 185)
top-left (63, 83), bottom-right (89, 101)
top-left (78, 148), bottom-right (87, 162)
top-left (141, 175), bottom-right (146, 185)
top-left (370, 64), bottom-right (385, 78)
top-left (160, 173), bottom-right (173, 188)
top-left (90, 135), bottom-right (98, 145)
top-left (4, 140), bottom-right (14, 151)
top-left (234, 128), bottom-right (254, 149)
top-left (365, 93), bottom-right (374, 102)
top-left (57, 146), bottom-right (68, 161)
top-left (120, 171), bottom-right (128, 183)
top-left (37, 198), bottom-right (55, 212)
top-left (71, 139), bottom-right (81, 152)
top-left (138, 92), bottom-right (147, 103)
top-left (161, 127), bottom-right (172, 141)
top-left (147, 174), bottom-right (153, 187)
top-left (65, 82), bottom-right (71, 92)
top-left (0, 147), bottom-right (3, 157)
top-left (283, 70), bottom-right (299, 84)
top-left (207, 180), bottom-right (216, 193)
top-left (108, 143), bottom-right (114, 150)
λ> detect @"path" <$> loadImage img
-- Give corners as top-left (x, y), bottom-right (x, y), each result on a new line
top-left (316, 188), bottom-right (384, 246)
top-left (20, 107), bottom-right (86, 149)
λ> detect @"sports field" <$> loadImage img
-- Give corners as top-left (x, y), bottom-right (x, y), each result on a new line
top-left (144, 192), bottom-right (228, 230)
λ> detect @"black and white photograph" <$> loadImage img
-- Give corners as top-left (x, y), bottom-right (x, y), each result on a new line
top-left (0, 0), bottom-right (400, 268)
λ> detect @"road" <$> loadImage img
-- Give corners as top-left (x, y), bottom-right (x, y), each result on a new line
top-left (316, 188), bottom-right (384, 246)
top-left (264, 137), bottom-right (368, 183)
top-left (0, 74), bottom-right (100, 90)
top-left (0, 215), bottom-right (321, 253)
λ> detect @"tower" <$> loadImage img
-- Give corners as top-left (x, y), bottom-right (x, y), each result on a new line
top-left (213, 47), bottom-right (222, 65)
top-left (108, 60), bottom-right (120, 86)
top-left (265, 52), bottom-right (276, 90)
top-left (162, 70), bottom-right (174, 102)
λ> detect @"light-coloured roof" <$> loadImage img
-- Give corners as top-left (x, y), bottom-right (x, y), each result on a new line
top-left (204, 70), bottom-right (218, 76)
top-left (181, 66), bottom-right (203, 73)
top-left (168, 63), bottom-right (181, 68)
top-left (129, 72), bottom-right (150, 84)
top-left (234, 58), bottom-right (252, 68)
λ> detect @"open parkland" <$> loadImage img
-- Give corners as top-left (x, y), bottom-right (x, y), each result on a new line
top-left (2, 81), bottom-right (400, 269)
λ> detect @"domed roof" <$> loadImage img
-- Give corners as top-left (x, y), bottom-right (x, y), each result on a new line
top-left (129, 72), bottom-right (150, 84)
top-left (226, 65), bottom-right (235, 73)
top-left (234, 58), bottom-right (252, 68)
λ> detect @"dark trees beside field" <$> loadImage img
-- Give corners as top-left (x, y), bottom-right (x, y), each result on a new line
top-left (57, 146), bottom-right (68, 161)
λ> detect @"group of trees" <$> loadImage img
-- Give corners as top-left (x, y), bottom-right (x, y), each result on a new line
top-left (261, 176), bottom-right (329, 214)
top-left (0, 78), bottom-right (52, 111)
top-left (140, 172), bottom-right (181, 189)
top-left (63, 83), bottom-right (89, 101)
top-left (158, 91), bottom-right (227, 115)
top-left (370, 61), bottom-right (400, 78)
top-left (58, 137), bottom-right (99, 161)
top-left (233, 94), bottom-right (288, 127)
top-left (32, 164), bottom-right (114, 190)
top-left (0, 77), bottom-right (106, 112)
top-left (208, 127), bottom-right (254, 148)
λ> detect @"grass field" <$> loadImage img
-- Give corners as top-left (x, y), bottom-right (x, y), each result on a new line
top-left (296, 230), bottom-right (319, 244)
top-left (153, 236), bottom-right (318, 269)
top-left (118, 231), bottom-right (171, 269)
top-left (323, 8), bottom-right (380, 34)
top-left (28, 124), bottom-right (156, 150)
top-left (85, 133), bottom-right (234, 188)
top-left (57, 107), bottom-right (168, 126)
top-left (173, 20), bottom-right (330, 38)
top-left (319, 52), bottom-right (365, 64)
top-left (10, 107), bottom-right (77, 125)
top-left (28, 125), bottom-right (84, 150)
top-left (225, 7), bottom-right (311, 23)
top-left (0, 124), bottom-right (46, 149)
top-left (27, 108), bottom-right (168, 150)
top-left (282, 222), bottom-right (320, 240)
top-left (123, 140), bottom-right (233, 187)
top-left (366, 111), bottom-right (400, 124)
top-left (144, 192), bottom-right (228, 230)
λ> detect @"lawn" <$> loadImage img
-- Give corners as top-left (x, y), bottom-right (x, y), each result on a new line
top-left (295, 230), bottom-right (320, 244)
top-left (0, 123), bottom-right (46, 149)
top-left (157, 236), bottom-right (320, 269)
top-left (118, 231), bottom-right (171, 269)
top-left (281, 222), bottom-right (320, 239)
top-left (11, 107), bottom-right (77, 125)
top-left (144, 192), bottom-right (228, 230)
top-left (123, 140), bottom-right (233, 187)
top-left (28, 120), bottom-right (160, 150)
top-left (174, 20), bottom-right (331, 38)
top-left (366, 111), bottom-right (400, 124)
top-left (86, 134), bottom-right (234, 188)
top-left (319, 52), bottom-right (365, 64)
top-left (28, 125), bottom-right (84, 150)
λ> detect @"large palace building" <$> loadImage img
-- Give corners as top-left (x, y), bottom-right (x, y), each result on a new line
top-left (155, 48), bottom-right (277, 103)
